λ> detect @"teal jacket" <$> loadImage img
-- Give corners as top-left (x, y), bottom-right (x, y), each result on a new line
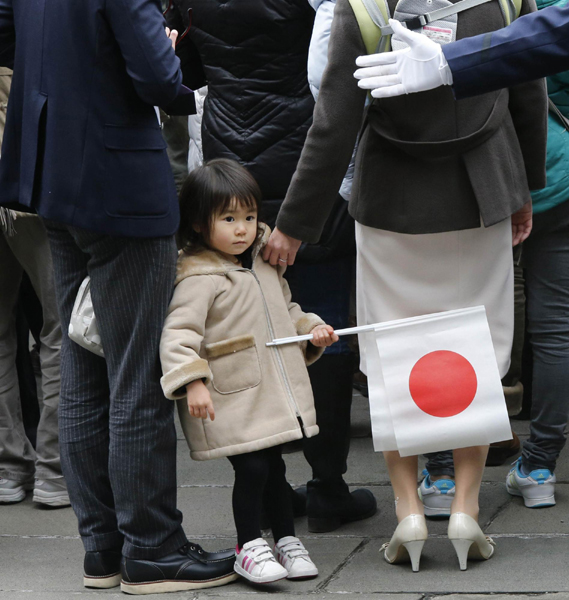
top-left (531, 0), bottom-right (569, 213)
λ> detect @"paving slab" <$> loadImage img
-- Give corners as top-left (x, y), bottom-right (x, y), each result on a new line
top-left (328, 537), bottom-right (569, 594)
top-left (433, 596), bottom-right (569, 600)
top-left (0, 498), bottom-right (76, 537)
top-left (0, 536), bottom-right (360, 597)
top-left (487, 484), bottom-right (569, 534)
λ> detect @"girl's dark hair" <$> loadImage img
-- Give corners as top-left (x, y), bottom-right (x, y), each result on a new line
top-left (178, 158), bottom-right (263, 254)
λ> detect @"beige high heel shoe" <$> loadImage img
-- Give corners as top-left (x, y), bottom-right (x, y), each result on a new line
top-left (380, 514), bottom-right (428, 572)
top-left (448, 512), bottom-right (496, 571)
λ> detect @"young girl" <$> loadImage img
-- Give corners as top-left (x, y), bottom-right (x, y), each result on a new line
top-left (159, 158), bottom-right (338, 584)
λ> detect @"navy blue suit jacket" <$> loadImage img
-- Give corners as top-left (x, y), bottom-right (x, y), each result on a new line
top-left (443, 6), bottom-right (569, 99)
top-left (0, 0), bottom-right (195, 237)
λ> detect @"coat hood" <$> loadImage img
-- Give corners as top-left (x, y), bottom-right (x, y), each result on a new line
top-left (175, 224), bottom-right (271, 284)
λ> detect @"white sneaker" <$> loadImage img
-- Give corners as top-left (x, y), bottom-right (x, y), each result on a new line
top-left (417, 470), bottom-right (455, 518)
top-left (274, 536), bottom-right (318, 580)
top-left (506, 457), bottom-right (556, 508)
top-left (234, 538), bottom-right (288, 584)
top-left (0, 477), bottom-right (33, 503)
top-left (33, 478), bottom-right (71, 507)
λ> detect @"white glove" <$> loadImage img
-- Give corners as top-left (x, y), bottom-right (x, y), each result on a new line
top-left (354, 19), bottom-right (453, 98)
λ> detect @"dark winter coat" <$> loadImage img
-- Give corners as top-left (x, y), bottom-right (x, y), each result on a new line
top-left (176, 0), bottom-right (315, 227)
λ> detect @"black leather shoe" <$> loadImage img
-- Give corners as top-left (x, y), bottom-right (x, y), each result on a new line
top-left (307, 479), bottom-right (377, 533)
top-left (121, 542), bottom-right (237, 594)
top-left (84, 548), bottom-right (122, 588)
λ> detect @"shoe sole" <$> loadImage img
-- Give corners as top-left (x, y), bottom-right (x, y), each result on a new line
top-left (33, 492), bottom-right (71, 507)
top-left (84, 573), bottom-right (122, 589)
top-left (234, 562), bottom-right (288, 584)
top-left (120, 572), bottom-right (239, 594)
top-left (307, 505), bottom-right (378, 533)
top-left (506, 485), bottom-right (556, 508)
top-left (287, 570), bottom-right (319, 580)
top-left (0, 490), bottom-right (26, 503)
top-left (423, 504), bottom-right (451, 518)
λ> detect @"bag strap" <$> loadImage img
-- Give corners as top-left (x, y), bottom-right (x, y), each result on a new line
top-left (349, 0), bottom-right (392, 53)
top-left (497, 0), bottom-right (522, 26)
top-left (381, 0), bottom-right (492, 35)
top-left (548, 97), bottom-right (569, 131)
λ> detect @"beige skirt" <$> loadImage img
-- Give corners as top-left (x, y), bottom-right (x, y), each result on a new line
top-left (356, 218), bottom-right (514, 378)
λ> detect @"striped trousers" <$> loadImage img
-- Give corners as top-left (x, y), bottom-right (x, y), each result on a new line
top-left (44, 221), bottom-right (187, 560)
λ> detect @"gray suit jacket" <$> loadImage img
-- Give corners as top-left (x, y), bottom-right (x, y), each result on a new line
top-left (277, 0), bottom-right (547, 240)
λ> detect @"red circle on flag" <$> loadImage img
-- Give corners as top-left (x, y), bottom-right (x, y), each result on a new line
top-left (408, 351), bottom-right (477, 418)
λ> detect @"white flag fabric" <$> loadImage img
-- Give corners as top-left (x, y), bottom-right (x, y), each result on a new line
top-left (366, 306), bottom-right (512, 457)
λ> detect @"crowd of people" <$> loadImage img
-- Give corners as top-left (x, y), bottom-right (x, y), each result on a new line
top-left (1, 0), bottom-right (569, 594)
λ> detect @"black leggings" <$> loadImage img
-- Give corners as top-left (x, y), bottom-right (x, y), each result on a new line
top-left (228, 445), bottom-right (294, 548)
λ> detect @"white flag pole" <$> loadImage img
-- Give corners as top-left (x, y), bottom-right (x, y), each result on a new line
top-left (265, 306), bottom-right (485, 347)
top-left (265, 323), bottom-right (381, 347)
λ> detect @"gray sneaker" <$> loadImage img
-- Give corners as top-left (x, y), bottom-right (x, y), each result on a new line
top-left (33, 478), bottom-right (71, 507)
top-left (0, 477), bottom-right (34, 503)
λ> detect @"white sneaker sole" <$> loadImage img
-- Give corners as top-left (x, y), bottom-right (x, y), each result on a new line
top-left (83, 573), bottom-right (122, 588)
top-left (423, 503), bottom-right (451, 518)
top-left (33, 490), bottom-right (71, 507)
top-left (120, 572), bottom-right (239, 594)
top-left (287, 567), bottom-right (319, 580)
top-left (234, 562), bottom-right (288, 584)
top-left (0, 489), bottom-right (26, 503)
top-left (506, 484), bottom-right (556, 508)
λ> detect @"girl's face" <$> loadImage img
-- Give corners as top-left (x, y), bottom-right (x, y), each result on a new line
top-left (208, 201), bottom-right (258, 257)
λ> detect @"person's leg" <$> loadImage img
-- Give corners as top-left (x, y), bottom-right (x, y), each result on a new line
top-left (383, 452), bottom-right (423, 521)
top-left (451, 445), bottom-right (489, 520)
top-left (286, 255), bottom-right (376, 531)
top-left (263, 446), bottom-right (295, 543)
top-left (45, 222), bottom-right (121, 549)
top-left (228, 450), bottom-right (272, 548)
top-left (6, 216), bottom-right (63, 482)
top-left (0, 230), bottom-right (36, 490)
top-left (424, 451), bottom-right (454, 478)
top-left (65, 227), bottom-right (187, 559)
top-left (522, 206), bottom-right (569, 473)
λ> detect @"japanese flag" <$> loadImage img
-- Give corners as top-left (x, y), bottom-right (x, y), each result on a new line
top-left (366, 306), bottom-right (512, 457)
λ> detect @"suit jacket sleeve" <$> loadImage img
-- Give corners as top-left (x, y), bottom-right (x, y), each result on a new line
top-left (505, 0), bottom-right (547, 191)
top-left (0, 0), bottom-right (15, 69)
top-left (276, 0), bottom-right (367, 243)
top-left (444, 5), bottom-right (569, 99)
top-left (104, 0), bottom-right (195, 114)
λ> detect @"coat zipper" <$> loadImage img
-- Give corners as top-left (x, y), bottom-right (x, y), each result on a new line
top-left (229, 265), bottom-right (302, 421)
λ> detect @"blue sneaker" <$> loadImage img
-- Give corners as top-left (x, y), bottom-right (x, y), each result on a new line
top-left (506, 457), bottom-right (556, 508)
top-left (417, 469), bottom-right (455, 518)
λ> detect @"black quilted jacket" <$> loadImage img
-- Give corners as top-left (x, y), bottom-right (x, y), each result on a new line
top-left (173, 0), bottom-right (315, 227)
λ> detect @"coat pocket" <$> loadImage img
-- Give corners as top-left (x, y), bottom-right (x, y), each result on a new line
top-left (205, 334), bottom-right (261, 394)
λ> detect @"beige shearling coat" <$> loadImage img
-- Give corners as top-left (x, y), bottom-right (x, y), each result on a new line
top-left (160, 226), bottom-right (324, 461)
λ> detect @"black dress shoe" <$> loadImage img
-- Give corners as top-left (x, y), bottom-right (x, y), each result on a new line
top-left (121, 542), bottom-right (237, 594)
top-left (84, 548), bottom-right (122, 588)
top-left (307, 479), bottom-right (377, 533)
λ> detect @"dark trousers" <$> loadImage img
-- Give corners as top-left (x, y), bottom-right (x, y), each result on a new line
top-left (522, 200), bottom-right (569, 472)
top-left (228, 446), bottom-right (294, 548)
top-left (44, 222), bottom-right (187, 559)
top-left (285, 255), bottom-right (356, 483)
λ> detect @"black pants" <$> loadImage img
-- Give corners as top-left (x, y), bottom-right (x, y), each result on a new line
top-left (228, 446), bottom-right (294, 548)
top-left (45, 221), bottom-right (187, 560)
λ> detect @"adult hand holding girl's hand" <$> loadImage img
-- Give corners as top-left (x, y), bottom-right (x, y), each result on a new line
top-left (186, 379), bottom-right (215, 421)
top-left (264, 227), bottom-right (302, 266)
top-left (310, 324), bottom-right (339, 347)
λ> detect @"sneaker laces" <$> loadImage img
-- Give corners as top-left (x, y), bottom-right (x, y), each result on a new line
top-left (278, 539), bottom-right (309, 560)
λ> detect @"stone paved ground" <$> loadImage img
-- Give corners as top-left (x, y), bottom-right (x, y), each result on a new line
top-left (1, 391), bottom-right (568, 600)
